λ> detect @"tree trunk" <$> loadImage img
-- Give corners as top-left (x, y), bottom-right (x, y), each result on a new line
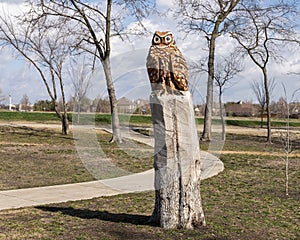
top-left (150, 91), bottom-right (206, 229)
top-left (61, 112), bottom-right (69, 135)
top-left (77, 100), bottom-right (81, 124)
top-left (285, 153), bottom-right (289, 196)
top-left (54, 105), bottom-right (69, 135)
top-left (263, 68), bottom-right (272, 143)
top-left (219, 90), bottom-right (226, 141)
top-left (260, 108), bottom-right (264, 128)
top-left (201, 32), bottom-right (217, 141)
top-left (103, 58), bottom-right (122, 143)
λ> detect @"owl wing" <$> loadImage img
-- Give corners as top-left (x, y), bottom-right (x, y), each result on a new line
top-left (170, 48), bottom-right (188, 91)
top-left (146, 47), bottom-right (159, 83)
top-left (146, 47), bottom-right (166, 91)
top-left (146, 48), bottom-right (159, 83)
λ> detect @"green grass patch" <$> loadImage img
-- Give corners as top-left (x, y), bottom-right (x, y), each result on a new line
top-left (226, 118), bottom-right (300, 128)
top-left (0, 111), bottom-right (60, 123)
top-left (1, 111), bottom-right (299, 129)
top-left (0, 111), bottom-right (153, 126)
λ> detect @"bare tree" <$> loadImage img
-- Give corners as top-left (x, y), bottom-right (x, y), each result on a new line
top-left (215, 52), bottom-right (243, 140)
top-left (188, 58), bottom-right (207, 97)
top-left (20, 94), bottom-right (30, 112)
top-left (92, 97), bottom-right (111, 113)
top-left (35, 0), bottom-right (154, 143)
top-left (279, 83), bottom-right (300, 196)
top-left (251, 78), bottom-right (276, 128)
top-left (176, 0), bottom-right (240, 141)
top-left (0, 11), bottom-right (71, 134)
top-left (229, 0), bottom-right (299, 143)
top-left (68, 57), bottom-right (93, 124)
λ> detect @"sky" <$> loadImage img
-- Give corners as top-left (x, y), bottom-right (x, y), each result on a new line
top-left (0, 0), bottom-right (299, 106)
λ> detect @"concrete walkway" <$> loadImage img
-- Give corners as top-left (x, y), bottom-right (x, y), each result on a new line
top-left (0, 124), bottom-right (224, 211)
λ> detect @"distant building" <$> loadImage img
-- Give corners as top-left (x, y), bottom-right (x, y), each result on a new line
top-left (117, 97), bottom-right (150, 114)
top-left (271, 100), bottom-right (300, 119)
top-left (118, 97), bottom-right (135, 114)
top-left (9, 104), bottom-right (17, 111)
top-left (225, 101), bottom-right (258, 117)
top-left (19, 103), bottom-right (34, 112)
top-left (290, 102), bottom-right (300, 119)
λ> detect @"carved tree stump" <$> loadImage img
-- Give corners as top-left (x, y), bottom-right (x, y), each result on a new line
top-left (150, 91), bottom-right (206, 229)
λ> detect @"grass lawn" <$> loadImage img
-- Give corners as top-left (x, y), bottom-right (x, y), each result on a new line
top-left (0, 125), bottom-right (152, 190)
top-left (1, 110), bottom-right (300, 128)
top-left (0, 111), bottom-right (154, 126)
top-left (0, 123), bottom-right (299, 239)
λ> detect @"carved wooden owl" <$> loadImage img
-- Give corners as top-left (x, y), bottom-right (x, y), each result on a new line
top-left (146, 31), bottom-right (188, 93)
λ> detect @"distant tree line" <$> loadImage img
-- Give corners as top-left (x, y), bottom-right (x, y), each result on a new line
top-left (33, 96), bottom-right (151, 115)
top-left (15, 96), bottom-right (294, 119)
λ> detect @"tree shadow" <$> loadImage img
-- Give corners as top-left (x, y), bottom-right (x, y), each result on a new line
top-left (36, 206), bottom-right (156, 226)
top-left (35, 206), bottom-right (230, 240)
top-left (6, 125), bottom-right (72, 141)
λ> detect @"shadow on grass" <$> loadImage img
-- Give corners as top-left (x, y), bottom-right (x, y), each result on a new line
top-left (4, 125), bottom-right (73, 141)
top-left (35, 206), bottom-right (229, 240)
top-left (36, 206), bottom-right (155, 226)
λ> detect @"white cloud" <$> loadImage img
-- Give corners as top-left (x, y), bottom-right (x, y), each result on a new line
top-left (0, 0), bottom-right (25, 3)
top-left (0, 58), bottom-right (47, 103)
top-left (0, 0), bottom-right (28, 16)
top-left (0, 0), bottom-right (300, 105)
top-left (156, 0), bottom-right (176, 9)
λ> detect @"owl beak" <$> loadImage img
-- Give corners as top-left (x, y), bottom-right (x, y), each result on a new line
top-left (155, 45), bottom-right (168, 49)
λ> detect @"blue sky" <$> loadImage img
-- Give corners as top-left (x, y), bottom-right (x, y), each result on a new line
top-left (0, 0), bottom-right (299, 105)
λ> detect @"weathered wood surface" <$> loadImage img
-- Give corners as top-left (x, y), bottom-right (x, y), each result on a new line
top-left (150, 91), bottom-right (206, 229)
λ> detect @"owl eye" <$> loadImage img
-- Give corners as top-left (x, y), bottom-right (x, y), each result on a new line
top-left (153, 36), bottom-right (161, 44)
top-left (165, 36), bottom-right (172, 42)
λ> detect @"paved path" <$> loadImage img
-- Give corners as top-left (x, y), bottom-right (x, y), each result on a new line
top-left (0, 123), bottom-right (224, 211)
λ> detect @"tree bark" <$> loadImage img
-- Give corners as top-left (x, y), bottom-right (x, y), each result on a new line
top-left (61, 112), bottom-right (69, 135)
top-left (54, 106), bottom-right (69, 135)
top-left (103, 58), bottom-right (122, 143)
top-left (263, 68), bottom-right (272, 143)
top-left (77, 100), bottom-right (81, 124)
top-left (201, 32), bottom-right (216, 141)
top-left (218, 89), bottom-right (226, 141)
top-left (70, 0), bottom-right (122, 142)
top-left (150, 91), bottom-right (206, 229)
top-left (260, 108), bottom-right (264, 128)
top-left (200, 0), bottom-right (240, 141)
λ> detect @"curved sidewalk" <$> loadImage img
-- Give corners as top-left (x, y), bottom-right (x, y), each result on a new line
top-left (0, 125), bottom-right (224, 211)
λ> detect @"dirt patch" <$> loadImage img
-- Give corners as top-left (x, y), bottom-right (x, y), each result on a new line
top-left (215, 150), bottom-right (300, 157)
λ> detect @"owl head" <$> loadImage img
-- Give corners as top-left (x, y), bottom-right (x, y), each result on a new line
top-left (152, 31), bottom-right (176, 48)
